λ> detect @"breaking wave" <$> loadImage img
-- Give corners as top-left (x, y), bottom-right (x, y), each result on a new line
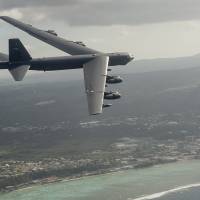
top-left (129, 183), bottom-right (200, 200)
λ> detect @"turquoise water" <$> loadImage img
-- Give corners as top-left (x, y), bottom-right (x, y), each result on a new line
top-left (1, 160), bottom-right (200, 200)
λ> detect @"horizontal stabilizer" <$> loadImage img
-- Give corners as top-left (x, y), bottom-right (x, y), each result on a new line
top-left (9, 65), bottom-right (30, 81)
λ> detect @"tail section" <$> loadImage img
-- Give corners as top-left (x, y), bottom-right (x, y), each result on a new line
top-left (9, 38), bottom-right (31, 62)
top-left (8, 39), bottom-right (31, 81)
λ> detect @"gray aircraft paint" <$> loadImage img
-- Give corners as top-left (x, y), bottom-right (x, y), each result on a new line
top-left (0, 16), bottom-right (100, 55)
top-left (0, 16), bottom-right (133, 114)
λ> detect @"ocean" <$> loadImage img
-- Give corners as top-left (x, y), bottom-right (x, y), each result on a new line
top-left (159, 187), bottom-right (200, 200)
top-left (1, 160), bottom-right (200, 200)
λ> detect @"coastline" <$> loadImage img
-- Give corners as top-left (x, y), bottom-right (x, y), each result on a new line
top-left (2, 159), bottom-right (200, 200)
top-left (0, 158), bottom-right (178, 194)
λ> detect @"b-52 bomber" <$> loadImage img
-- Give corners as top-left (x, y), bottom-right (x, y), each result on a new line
top-left (0, 16), bottom-right (133, 115)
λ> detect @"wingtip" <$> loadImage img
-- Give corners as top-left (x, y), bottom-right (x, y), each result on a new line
top-left (0, 16), bottom-right (9, 19)
top-left (0, 16), bottom-right (6, 19)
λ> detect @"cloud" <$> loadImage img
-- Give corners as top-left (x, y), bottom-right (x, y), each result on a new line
top-left (0, 8), bottom-right (23, 19)
top-left (35, 100), bottom-right (56, 106)
top-left (1, 0), bottom-right (200, 61)
top-left (1, 0), bottom-right (200, 26)
top-left (0, 0), bottom-right (78, 9)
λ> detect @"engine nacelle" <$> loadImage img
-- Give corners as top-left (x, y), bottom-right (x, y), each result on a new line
top-left (9, 65), bottom-right (30, 81)
top-left (103, 104), bottom-right (112, 108)
top-left (106, 75), bottom-right (123, 84)
top-left (75, 41), bottom-right (86, 47)
top-left (46, 30), bottom-right (58, 36)
top-left (104, 91), bottom-right (121, 100)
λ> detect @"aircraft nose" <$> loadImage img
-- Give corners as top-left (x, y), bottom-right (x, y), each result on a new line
top-left (126, 54), bottom-right (134, 64)
top-left (129, 54), bottom-right (134, 61)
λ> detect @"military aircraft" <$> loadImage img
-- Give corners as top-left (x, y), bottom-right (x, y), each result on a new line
top-left (0, 16), bottom-right (133, 115)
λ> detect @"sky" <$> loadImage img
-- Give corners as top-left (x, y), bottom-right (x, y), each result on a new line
top-left (1, 0), bottom-right (200, 60)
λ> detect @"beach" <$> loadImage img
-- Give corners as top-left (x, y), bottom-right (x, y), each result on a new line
top-left (1, 160), bottom-right (200, 200)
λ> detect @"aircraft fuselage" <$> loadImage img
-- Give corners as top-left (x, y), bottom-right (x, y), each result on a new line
top-left (0, 52), bottom-right (133, 71)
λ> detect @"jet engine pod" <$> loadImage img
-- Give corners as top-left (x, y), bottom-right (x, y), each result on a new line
top-left (104, 91), bottom-right (121, 100)
top-left (75, 41), bottom-right (86, 47)
top-left (103, 104), bottom-right (112, 108)
top-left (45, 30), bottom-right (58, 36)
top-left (106, 75), bottom-right (123, 84)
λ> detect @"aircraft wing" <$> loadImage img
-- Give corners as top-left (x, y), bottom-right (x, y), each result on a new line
top-left (0, 16), bottom-right (100, 55)
top-left (0, 17), bottom-right (126, 115)
top-left (0, 37), bottom-right (109, 115)
top-left (83, 55), bottom-right (109, 115)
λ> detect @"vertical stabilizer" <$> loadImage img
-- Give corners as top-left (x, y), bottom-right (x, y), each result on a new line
top-left (8, 39), bottom-right (31, 81)
top-left (9, 38), bottom-right (31, 62)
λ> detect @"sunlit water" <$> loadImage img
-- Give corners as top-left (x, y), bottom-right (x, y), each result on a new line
top-left (1, 160), bottom-right (200, 200)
